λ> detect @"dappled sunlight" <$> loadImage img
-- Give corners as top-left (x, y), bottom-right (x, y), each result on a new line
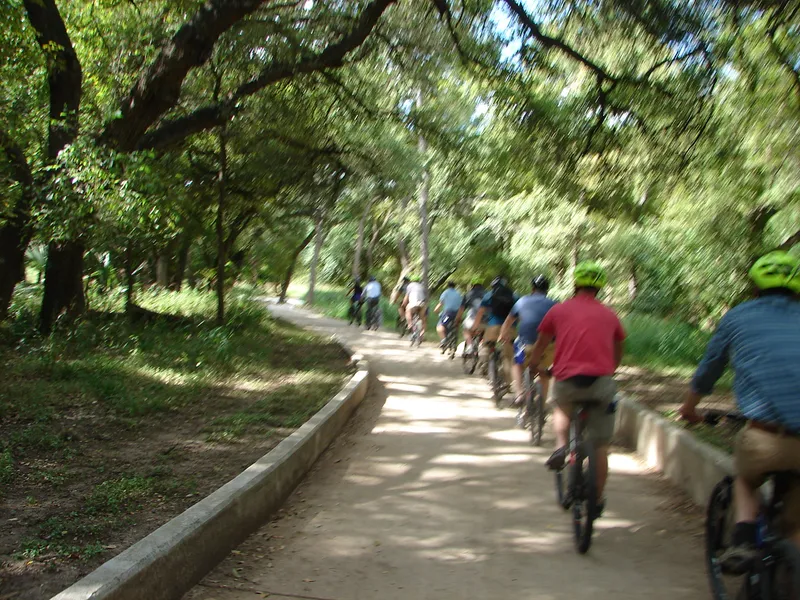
top-left (609, 450), bottom-right (649, 475)
top-left (210, 303), bottom-right (712, 600)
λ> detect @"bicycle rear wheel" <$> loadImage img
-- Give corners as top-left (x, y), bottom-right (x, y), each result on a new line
top-left (769, 539), bottom-right (800, 600)
top-left (518, 368), bottom-right (532, 430)
top-left (489, 354), bottom-right (503, 406)
top-left (572, 440), bottom-right (597, 554)
top-left (554, 469), bottom-right (569, 510)
top-left (534, 381), bottom-right (546, 447)
top-left (462, 340), bottom-right (478, 374)
top-left (706, 476), bottom-right (743, 600)
top-left (529, 378), bottom-right (545, 446)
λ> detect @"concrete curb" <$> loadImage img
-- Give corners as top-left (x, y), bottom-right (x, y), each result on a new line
top-left (615, 394), bottom-right (734, 507)
top-left (52, 347), bottom-right (370, 600)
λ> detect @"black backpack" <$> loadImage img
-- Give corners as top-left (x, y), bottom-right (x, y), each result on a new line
top-left (490, 285), bottom-right (515, 319)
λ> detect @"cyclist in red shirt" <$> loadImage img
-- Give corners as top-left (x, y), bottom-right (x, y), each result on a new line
top-left (527, 261), bottom-right (626, 514)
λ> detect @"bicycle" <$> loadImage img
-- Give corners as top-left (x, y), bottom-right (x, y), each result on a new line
top-left (462, 331), bottom-right (481, 375)
top-left (440, 316), bottom-right (458, 360)
top-left (517, 366), bottom-right (546, 446)
top-left (486, 341), bottom-right (510, 406)
top-left (397, 311), bottom-right (408, 337)
top-left (348, 299), bottom-right (363, 326)
top-left (365, 300), bottom-right (381, 331)
top-left (409, 311), bottom-right (424, 347)
top-left (553, 399), bottom-right (607, 554)
top-left (702, 410), bottom-right (800, 600)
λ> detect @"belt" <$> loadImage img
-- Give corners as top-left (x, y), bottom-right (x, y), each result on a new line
top-left (748, 420), bottom-right (800, 438)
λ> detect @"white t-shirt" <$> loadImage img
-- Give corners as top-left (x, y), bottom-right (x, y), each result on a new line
top-left (364, 281), bottom-right (381, 299)
top-left (406, 282), bottom-right (426, 307)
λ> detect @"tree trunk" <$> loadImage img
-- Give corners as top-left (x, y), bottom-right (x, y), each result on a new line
top-left (40, 240), bottom-right (85, 334)
top-left (307, 213), bottom-right (325, 306)
top-left (23, 1), bottom-right (84, 333)
top-left (0, 198), bottom-right (32, 320)
top-left (365, 210), bottom-right (390, 274)
top-left (390, 198), bottom-right (412, 303)
top-left (215, 126), bottom-right (228, 326)
top-left (279, 229), bottom-right (314, 304)
top-left (124, 244), bottom-right (135, 312)
top-left (171, 238), bottom-right (191, 291)
top-left (352, 198), bottom-right (374, 281)
top-left (0, 131), bottom-right (36, 320)
top-left (156, 254), bottom-right (170, 288)
top-left (418, 134), bottom-right (431, 298)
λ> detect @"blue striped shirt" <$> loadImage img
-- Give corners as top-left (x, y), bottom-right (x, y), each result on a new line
top-left (691, 295), bottom-right (800, 430)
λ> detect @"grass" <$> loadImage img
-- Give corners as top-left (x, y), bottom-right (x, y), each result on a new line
top-left (621, 312), bottom-right (712, 371)
top-left (0, 284), bottom-right (351, 573)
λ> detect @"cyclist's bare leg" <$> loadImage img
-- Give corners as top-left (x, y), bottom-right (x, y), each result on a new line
top-left (553, 405), bottom-right (570, 449)
top-left (511, 363), bottom-right (524, 397)
top-left (436, 323), bottom-right (446, 340)
top-left (539, 373), bottom-right (551, 405)
top-left (733, 476), bottom-right (759, 525)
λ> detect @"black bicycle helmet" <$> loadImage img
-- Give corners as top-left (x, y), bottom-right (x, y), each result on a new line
top-left (491, 276), bottom-right (507, 289)
top-left (532, 275), bottom-right (549, 293)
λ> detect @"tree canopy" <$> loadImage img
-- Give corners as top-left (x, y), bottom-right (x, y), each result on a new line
top-left (1, 0), bottom-right (798, 329)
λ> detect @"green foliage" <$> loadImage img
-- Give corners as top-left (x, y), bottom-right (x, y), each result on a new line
top-left (622, 313), bottom-right (713, 371)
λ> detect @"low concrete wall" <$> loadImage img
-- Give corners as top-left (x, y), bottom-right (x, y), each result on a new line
top-left (53, 347), bottom-right (369, 600)
top-left (616, 395), bottom-right (734, 507)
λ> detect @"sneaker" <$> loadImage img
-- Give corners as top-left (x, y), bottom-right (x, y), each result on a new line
top-left (511, 394), bottom-right (524, 407)
top-left (718, 544), bottom-right (758, 575)
top-left (595, 497), bottom-right (606, 518)
top-left (546, 446), bottom-right (567, 470)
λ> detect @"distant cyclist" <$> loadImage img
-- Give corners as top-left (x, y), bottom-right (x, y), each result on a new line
top-left (435, 282), bottom-right (463, 348)
top-left (528, 262), bottom-right (625, 517)
top-left (457, 279), bottom-right (485, 354)
top-left (401, 275), bottom-right (427, 340)
top-left (363, 276), bottom-right (382, 327)
top-left (500, 275), bottom-right (557, 407)
top-left (472, 276), bottom-right (517, 376)
top-left (680, 250), bottom-right (800, 574)
top-left (394, 275), bottom-right (411, 330)
top-left (347, 277), bottom-right (364, 325)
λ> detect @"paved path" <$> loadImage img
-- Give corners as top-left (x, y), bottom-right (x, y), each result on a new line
top-left (184, 303), bottom-right (706, 600)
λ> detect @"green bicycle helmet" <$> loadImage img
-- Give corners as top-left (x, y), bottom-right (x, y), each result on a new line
top-left (749, 251), bottom-right (800, 293)
top-left (573, 261), bottom-right (607, 289)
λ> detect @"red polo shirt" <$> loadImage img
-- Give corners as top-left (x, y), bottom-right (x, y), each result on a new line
top-left (538, 293), bottom-right (625, 380)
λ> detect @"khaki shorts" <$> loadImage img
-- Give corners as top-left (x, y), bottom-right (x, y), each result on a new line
top-left (522, 343), bottom-right (555, 370)
top-left (552, 376), bottom-right (616, 445)
top-left (483, 324), bottom-right (501, 342)
top-left (736, 426), bottom-right (800, 532)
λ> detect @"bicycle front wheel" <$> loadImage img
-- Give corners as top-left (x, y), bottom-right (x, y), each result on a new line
top-left (489, 355), bottom-right (502, 406)
top-left (533, 381), bottom-right (546, 447)
top-left (572, 440), bottom-right (597, 554)
top-left (706, 476), bottom-right (743, 600)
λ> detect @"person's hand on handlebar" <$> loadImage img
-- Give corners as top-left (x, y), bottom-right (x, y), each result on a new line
top-left (679, 389), bottom-right (704, 424)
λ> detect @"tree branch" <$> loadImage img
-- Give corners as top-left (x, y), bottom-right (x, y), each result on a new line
top-left (101, 0), bottom-right (271, 151)
top-left (503, 0), bottom-right (615, 83)
top-left (136, 0), bottom-right (397, 150)
top-left (22, 0), bottom-right (82, 159)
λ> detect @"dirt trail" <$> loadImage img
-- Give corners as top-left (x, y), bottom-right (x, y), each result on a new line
top-left (184, 303), bottom-right (707, 600)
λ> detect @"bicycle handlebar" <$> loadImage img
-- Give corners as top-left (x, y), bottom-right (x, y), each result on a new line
top-left (700, 408), bottom-right (746, 427)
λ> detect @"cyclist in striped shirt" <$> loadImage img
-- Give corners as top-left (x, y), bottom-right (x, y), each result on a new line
top-left (681, 250), bottom-right (800, 574)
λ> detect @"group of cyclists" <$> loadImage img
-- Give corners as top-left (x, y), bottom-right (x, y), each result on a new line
top-left (346, 249), bottom-right (800, 578)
